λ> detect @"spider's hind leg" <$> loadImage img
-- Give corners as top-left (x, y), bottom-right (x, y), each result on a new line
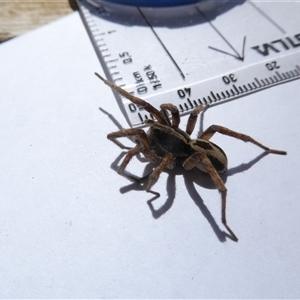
top-left (183, 151), bottom-right (238, 242)
top-left (200, 125), bottom-right (287, 155)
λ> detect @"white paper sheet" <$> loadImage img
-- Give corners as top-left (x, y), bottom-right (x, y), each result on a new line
top-left (0, 12), bottom-right (300, 298)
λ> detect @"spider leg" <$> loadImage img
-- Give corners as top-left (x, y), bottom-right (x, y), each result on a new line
top-left (146, 153), bottom-right (175, 197)
top-left (183, 152), bottom-right (238, 242)
top-left (160, 103), bottom-right (180, 127)
top-left (200, 125), bottom-right (287, 155)
top-left (118, 146), bottom-right (144, 174)
top-left (95, 73), bottom-right (166, 124)
top-left (186, 105), bottom-right (207, 135)
top-left (107, 128), bottom-right (151, 150)
top-left (117, 147), bottom-right (161, 185)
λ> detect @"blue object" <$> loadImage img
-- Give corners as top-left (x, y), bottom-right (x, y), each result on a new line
top-left (102, 0), bottom-right (200, 6)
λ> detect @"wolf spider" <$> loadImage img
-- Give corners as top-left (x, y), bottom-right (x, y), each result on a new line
top-left (95, 72), bottom-right (286, 241)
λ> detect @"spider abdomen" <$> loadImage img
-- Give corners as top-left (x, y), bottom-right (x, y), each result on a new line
top-left (191, 139), bottom-right (228, 173)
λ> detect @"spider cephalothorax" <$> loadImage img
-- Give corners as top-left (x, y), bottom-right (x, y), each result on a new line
top-left (95, 72), bottom-right (286, 242)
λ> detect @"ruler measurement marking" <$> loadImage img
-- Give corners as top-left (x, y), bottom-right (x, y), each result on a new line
top-left (144, 65), bottom-right (300, 123)
top-left (233, 85), bottom-right (240, 95)
top-left (284, 72), bottom-right (290, 79)
top-left (94, 32), bottom-right (105, 37)
top-left (88, 23), bottom-right (97, 29)
top-left (187, 98), bottom-right (193, 108)
top-left (105, 59), bottom-right (118, 63)
top-left (138, 113), bottom-right (143, 123)
top-left (210, 91), bottom-right (217, 101)
top-left (147, 64), bottom-right (300, 123)
top-left (289, 71), bottom-right (295, 77)
top-left (256, 78), bottom-right (263, 87)
top-left (276, 71), bottom-right (283, 80)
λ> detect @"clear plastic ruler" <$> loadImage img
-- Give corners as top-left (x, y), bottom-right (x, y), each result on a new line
top-left (76, 0), bottom-right (300, 127)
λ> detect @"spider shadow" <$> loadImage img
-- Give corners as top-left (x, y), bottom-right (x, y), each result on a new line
top-left (181, 151), bottom-right (270, 242)
top-left (99, 107), bottom-right (124, 130)
top-left (111, 148), bottom-right (270, 243)
top-left (100, 105), bottom-right (271, 242)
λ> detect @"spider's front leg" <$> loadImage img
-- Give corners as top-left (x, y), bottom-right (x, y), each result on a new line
top-left (183, 152), bottom-right (238, 242)
top-left (95, 73), bottom-right (167, 124)
top-left (186, 105), bottom-right (207, 135)
top-left (108, 128), bottom-right (152, 175)
top-left (107, 128), bottom-right (150, 150)
top-left (160, 103), bottom-right (180, 127)
top-left (200, 125), bottom-right (287, 155)
top-left (146, 153), bottom-right (175, 197)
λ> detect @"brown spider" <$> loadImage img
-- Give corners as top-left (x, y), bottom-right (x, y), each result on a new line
top-left (95, 72), bottom-right (287, 242)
